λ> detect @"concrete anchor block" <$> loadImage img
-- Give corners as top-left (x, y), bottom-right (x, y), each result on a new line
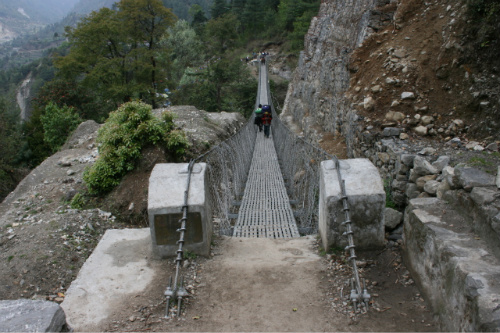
top-left (148, 163), bottom-right (212, 258)
top-left (319, 158), bottom-right (385, 251)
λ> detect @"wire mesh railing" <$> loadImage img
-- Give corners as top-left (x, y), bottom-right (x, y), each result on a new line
top-left (261, 61), bottom-right (334, 234)
top-left (189, 64), bottom-right (262, 236)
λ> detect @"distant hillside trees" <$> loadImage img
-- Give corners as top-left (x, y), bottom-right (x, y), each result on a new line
top-left (162, 20), bottom-right (204, 83)
top-left (55, 0), bottom-right (177, 109)
top-left (0, 98), bottom-right (26, 200)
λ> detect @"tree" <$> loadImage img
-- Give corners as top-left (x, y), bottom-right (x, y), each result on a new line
top-left (231, 0), bottom-right (246, 22)
top-left (278, 0), bottom-right (319, 32)
top-left (55, 0), bottom-right (177, 109)
top-left (162, 20), bottom-right (203, 82)
top-left (40, 102), bottom-right (81, 152)
top-left (0, 98), bottom-right (23, 200)
top-left (211, 0), bottom-right (229, 19)
top-left (204, 13), bottom-right (240, 56)
top-left (242, 0), bottom-right (264, 33)
top-left (189, 4), bottom-right (208, 26)
top-left (118, 0), bottom-right (177, 107)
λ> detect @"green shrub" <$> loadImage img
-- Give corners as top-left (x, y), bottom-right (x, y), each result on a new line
top-left (70, 193), bottom-right (86, 209)
top-left (83, 101), bottom-right (189, 195)
top-left (40, 102), bottom-right (81, 152)
top-left (384, 178), bottom-right (396, 209)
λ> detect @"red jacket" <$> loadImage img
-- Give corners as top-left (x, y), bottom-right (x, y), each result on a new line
top-left (261, 112), bottom-right (272, 125)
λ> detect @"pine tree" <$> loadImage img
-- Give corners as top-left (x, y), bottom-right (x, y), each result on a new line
top-left (211, 0), bottom-right (229, 19)
top-left (242, 0), bottom-right (264, 32)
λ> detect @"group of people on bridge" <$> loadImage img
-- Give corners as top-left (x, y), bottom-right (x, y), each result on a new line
top-left (254, 104), bottom-right (272, 138)
top-left (243, 52), bottom-right (269, 64)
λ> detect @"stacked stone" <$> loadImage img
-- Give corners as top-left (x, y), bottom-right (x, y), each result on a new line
top-left (403, 165), bottom-right (500, 331)
top-left (395, 153), bottom-right (498, 203)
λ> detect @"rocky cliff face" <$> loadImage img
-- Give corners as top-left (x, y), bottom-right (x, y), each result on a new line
top-left (281, 0), bottom-right (395, 143)
top-left (282, 0), bottom-right (499, 187)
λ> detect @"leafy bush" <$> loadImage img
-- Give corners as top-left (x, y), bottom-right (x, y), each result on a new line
top-left (83, 101), bottom-right (189, 195)
top-left (70, 193), bottom-right (86, 210)
top-left (40, 102), bottom-right (81, 152)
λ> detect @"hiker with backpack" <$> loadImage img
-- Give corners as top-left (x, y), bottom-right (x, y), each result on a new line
top-left (254, 104), bottom-right (263, 132)
top-left (261, 105), bottom-right (272, 138)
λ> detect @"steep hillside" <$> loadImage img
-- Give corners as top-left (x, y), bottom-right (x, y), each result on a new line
top-left (349, 0), bottom-right (500, 142)
top-left (279, 0), bottom-right (500, 329)
top-left (0, 0), bottom-right (79, 42)
top-left (0, 106), bottom-right (244, 301)
top-left (282, 0), bottom-right (500, 163)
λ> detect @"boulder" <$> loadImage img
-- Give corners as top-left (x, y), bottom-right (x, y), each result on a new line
top-left (0, 300), bottom-right (68, 332)
top-left (401, 92), bottom-right (415, 100)
top-left (416, 175), bottom-right (437, 191)
top-left (400, 154), bottom-right (416, 167)
top-left (405, 182), bottom-right (420, 200)
top-left (363, 96), bottom-right (376, 110)
top-left (436, 180), bottom-right (451, 199)
top-left (382, 127), bottom-right (402, 137)
top-left (454, 167), bottom-right (496, 191)
top-left (420, 115), bottom-right (434, 125)
top-left (486, 142), bottom-right (498, 151)
top-left (470, 187), bottom-right (498, 206)
top-left (423, 180), bottom-right (440, 195)
top-left (442, 166), bottom-right (456, 188)
top-left (392, 179), bottom-right (407, 192)
top-left (414, 125), bottom-right (428, 135)
top-left (418, 147), bottom-right (436, 155)
top-left (431, 156), bottom-right (450, 172)
top-left (413, 156), bottom-right (439, 176)
top-left (385, 207), bottom-right (403, 229)
top-left (385, 111), bottom-right (405, 122)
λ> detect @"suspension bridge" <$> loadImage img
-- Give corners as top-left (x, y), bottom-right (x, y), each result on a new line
top-left (146, 58), bottom-right (385, 317)
top-left (60, 58), bottom-right (385, 329)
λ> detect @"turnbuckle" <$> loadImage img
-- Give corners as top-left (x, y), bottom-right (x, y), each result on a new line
top-left (164, 275), bottom-right (190, 318)
top-left (164, 277), bottom-right (174, 318)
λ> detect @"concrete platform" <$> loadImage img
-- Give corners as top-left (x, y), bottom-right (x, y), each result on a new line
top-left (61, 228), bottom-right (156, 331)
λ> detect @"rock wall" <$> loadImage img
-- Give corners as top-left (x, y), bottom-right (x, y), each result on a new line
top-left (281, 0), bottom-right (394, 143)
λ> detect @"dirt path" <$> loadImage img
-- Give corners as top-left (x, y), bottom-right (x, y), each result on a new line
top-left (95, 235), bottom-right (438, 332)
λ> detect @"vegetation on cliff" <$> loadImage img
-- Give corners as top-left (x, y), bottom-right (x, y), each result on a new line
top-left (83, 101), bottom-right (188, 195)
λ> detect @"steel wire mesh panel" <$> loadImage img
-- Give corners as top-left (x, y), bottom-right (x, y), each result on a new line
top-left (193, 64), bottom-right (263, 235)
top-left (262, 62), bottom-right (337, 234)
top-left (196, 116), bottom-right (256, 235)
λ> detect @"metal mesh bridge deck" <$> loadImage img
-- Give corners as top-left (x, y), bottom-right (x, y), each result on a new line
top-left (233, 62), bottom-right (300, 238)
